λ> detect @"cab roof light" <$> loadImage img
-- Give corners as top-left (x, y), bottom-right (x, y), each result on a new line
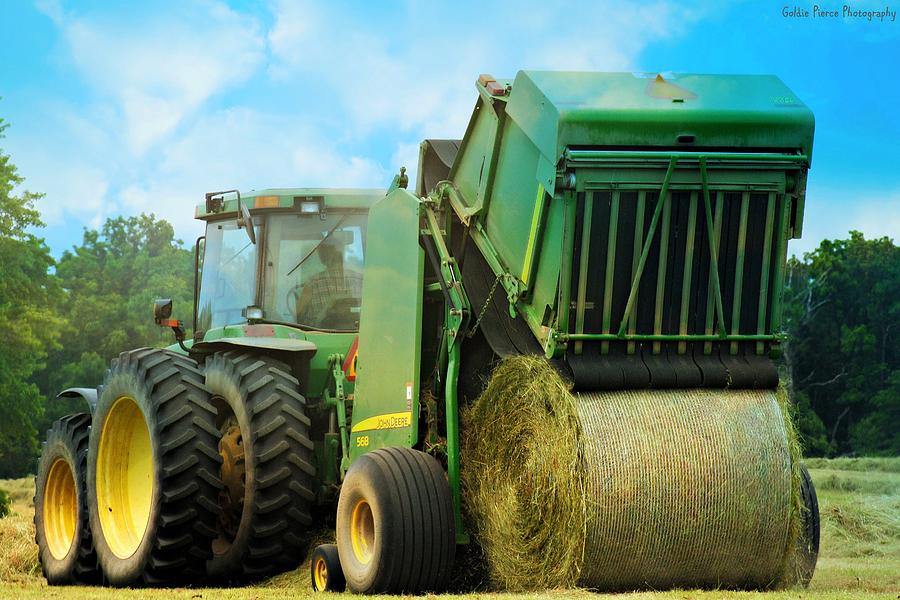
top-left (478, 73), bottom-right (508, 96)
top-left (254, 195), bottom-right (280, 208)
top-left (295, 196), bottom-right (324, 216)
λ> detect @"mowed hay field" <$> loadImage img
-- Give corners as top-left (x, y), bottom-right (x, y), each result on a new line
top-left (1, 458), bottom-right (897, 600)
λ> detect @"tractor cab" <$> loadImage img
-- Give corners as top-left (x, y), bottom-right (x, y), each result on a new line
top-left (186, 188), bottom-right (383, 394)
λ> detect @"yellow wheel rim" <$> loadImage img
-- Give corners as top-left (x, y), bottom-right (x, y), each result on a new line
top-left (314, 556), bottom-right (328, 590)
top-left (349, 499), bottom-right (375, 565)
top-left (96, 396), bottom-right (154, 559)
top-left (43, 458), bottom-right (77, 560)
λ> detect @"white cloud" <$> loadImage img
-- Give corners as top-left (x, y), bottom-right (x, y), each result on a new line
top-left (850, 197), bottom-right (900, 241)
top-left (9, 126), bottom-right (112, 228)
top-left (112, 106), bottom-right (387, 242)
top-left (23, 0), bottom-right (728, 252)
top-left (266, 0), bottom-right (707, 139)
top-left (789, 185), bottom-right (900, 256)
top-left (42, 1), bottom-right (265, 154)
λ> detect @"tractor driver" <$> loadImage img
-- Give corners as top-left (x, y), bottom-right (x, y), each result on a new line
top-left (295, 239), bottom-right (363, 330)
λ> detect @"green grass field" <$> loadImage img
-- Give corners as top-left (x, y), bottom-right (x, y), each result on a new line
top-left (1, 458), bottom-right (897, 599)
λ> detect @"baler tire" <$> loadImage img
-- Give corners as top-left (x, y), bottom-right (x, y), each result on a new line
top-left (310, 543), bottom-right (346, 592)
top-left (796, 463), bottom-right (820, 586)
top-left (203, 351), bottom-right (316, 581)
top-left (87, 348), bottom-right (222, 586)
top-left (34, 413), bottom-right (101, 585)
top-left (336, 447), bottom-right (455, 593)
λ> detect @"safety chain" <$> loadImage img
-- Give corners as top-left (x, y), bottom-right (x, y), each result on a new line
top-left (466, 274), bottom-right (502, 338)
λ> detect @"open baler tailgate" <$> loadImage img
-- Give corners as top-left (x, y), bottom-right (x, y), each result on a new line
top-left (440, 70), bottom-right (814, 391)
top-left (561, 149), bottom-right (805, 389)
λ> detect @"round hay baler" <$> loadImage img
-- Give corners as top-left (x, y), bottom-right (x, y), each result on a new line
top-left (32, 71), bottom-right (820, 594)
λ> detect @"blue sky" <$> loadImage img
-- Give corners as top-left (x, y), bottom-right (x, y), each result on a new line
top-left (1, 0), bottom-right (898, 257)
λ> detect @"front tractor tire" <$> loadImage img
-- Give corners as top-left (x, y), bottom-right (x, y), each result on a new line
top-left (87, 348), bottom-right (223, 586)
top-left (203, 352), bottom-right (316, 581)
top-left (336, 447), bottom-right (455, 594)
top-left (34, 413), bottom-right (100, 585)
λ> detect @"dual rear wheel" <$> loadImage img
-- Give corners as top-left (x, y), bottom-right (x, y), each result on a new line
top-left (34, 348), bottom-right (316, 586)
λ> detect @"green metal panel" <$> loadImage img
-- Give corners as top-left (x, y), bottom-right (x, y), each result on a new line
top-left (730, 192), bottom-right (750, 355)
top-left (198, 323), bottom-right (357, 395)
top-left (627, 191), bottom-right (646, 355)
top-left (521, 183), bottom-right (547, 289)
top-left (677, 192), bottom-right (699, 355)
top-left (574, 192), bottom-right (593, 355)
top-left (601, 191), bottom-right (620, 355)
top-left (652, 192), bottom-right (672, 355)
top-left (348, 188), bottom-right (424, 462)
top-left (704, 190), bottom-right (725, 354)
top-left (480, 123), bottom-right (547, 285)
top-left (505, 72), bottom-right (815, 194)
top-left (448, 94), bottom-right (505, 222)
top-left (757, 193), bottom-right (777, 354)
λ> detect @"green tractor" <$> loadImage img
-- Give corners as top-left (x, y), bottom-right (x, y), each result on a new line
top-left (35, 71), bottom-right (820, 593)
top-left (38, 187), bottom-right (390, 587)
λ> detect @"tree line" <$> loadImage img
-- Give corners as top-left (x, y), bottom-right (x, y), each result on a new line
top-left (783, 232), bottom-right (900, 456)
top-left (0, 118), bottom-right (193, 477)
top-left (1, 117), bottom-right (897, 477)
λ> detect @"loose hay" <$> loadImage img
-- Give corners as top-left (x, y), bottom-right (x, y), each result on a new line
top-left (461, 356), bottom-right (586, 591)
top-left (777, 382), bottom-right (805, 587)
top-left (461, 355), bottom-right (804, 592)
top-left (0, 512), bottom-right (40, 583)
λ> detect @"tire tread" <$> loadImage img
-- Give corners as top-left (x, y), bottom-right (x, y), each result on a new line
top-left (204, 351), bottom-right (316, 581)
top-left (90, 348), bottom-right (222, 586)
top-left (35, 412), bottom-right (101, 585)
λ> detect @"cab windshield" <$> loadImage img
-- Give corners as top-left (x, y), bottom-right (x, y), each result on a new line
top-left (263, 212), bottom-right (366, 330)
top-left (197, 212), bottom-right (367, 332)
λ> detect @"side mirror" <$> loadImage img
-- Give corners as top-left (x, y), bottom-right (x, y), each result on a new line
top-left (153, 298), bottom-right (173, 324)
top-left (238, 200), bottom-right (257, 244)
top-left (205, 189), bottom-right (256, 245)
top-left (153, 298), bottom-right (189, 352)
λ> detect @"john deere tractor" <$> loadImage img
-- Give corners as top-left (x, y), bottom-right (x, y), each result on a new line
top-left (35, 71), bottom-right (819, 593)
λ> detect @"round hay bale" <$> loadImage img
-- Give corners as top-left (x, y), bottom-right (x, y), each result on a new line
top-left (461, 355), bottom-right (802, 592)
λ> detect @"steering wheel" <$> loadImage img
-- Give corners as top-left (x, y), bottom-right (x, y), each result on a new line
top-left (286, 285), bottom-right (302, 317)
top-left (319, 296), bottom-right (359, 330)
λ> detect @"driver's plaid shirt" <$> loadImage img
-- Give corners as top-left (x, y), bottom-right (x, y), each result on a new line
top-left (298, 271), bottom-right (364, 324)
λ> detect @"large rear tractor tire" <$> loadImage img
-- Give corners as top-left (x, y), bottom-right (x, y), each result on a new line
top-left (34, 413), bottom-right (100, 585)
top-left (203, 351), bottom-right (316, 581)
top-left (87, 348), bottom-right (223, 586)
top-left (336, 447), bottom-right (455, 593)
